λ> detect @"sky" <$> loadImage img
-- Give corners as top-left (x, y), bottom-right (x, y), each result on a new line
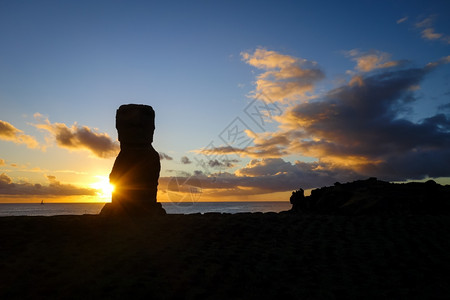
top-left (1, 0), bottom-right (449, 203)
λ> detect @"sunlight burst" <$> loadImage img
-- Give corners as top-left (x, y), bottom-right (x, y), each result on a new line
top-left (91, 176), bottom-right (115, 202)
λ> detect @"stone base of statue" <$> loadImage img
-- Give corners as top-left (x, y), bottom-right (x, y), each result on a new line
top-left (100, 201), bottom-right (166, 217)
top-left (100, 104), bottom-right (166, 217)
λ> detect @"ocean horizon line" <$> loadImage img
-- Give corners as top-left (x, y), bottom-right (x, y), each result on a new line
top-left (0, 200), bottom-right (290, 204)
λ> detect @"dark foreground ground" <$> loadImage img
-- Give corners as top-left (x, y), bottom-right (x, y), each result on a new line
top-left (1, 213), bottom-right (450, 299)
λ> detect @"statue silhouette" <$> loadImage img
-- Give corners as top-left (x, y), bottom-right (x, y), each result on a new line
top-left (101, 104), bottom-right (166, 216)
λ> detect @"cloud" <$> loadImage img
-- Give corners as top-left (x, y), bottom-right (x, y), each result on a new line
top-left (415, 15), bottom-right (450, 44)
top-left (421, 28), bottom-right (442, 40)
top-left (34, 114), bottom-right (119, 158)
top-left (201, 54), bottom-right (450, 186)
top-left (425, 55), bottom-right (450, 69)
top-left (346, 49), bottom-right (404, 72)
top-left (159, 158), bottom-right (358, 197)
top-left (0, 120), bottom-right (39, 149)
top-left (248, 59), bottom-right (450, 181)
top-left (439, 103), bottom-right (450, 112)
top-left (236, 158), bottom-right (297, 177)
top-left (241, 48), bottom-right (324, 102)
top-left (181, 156), bottom-right (192, 164)
top-left (415, 16), bottom-right (434, 28)
top-left (208, 158), bottom-right (239, 168)
top-left (159, 152), bottom-right (173, 160)
top-left (196, 133), bottom-right (291, 159)
top-left (0, 159), bottom-right (4, 166)
top-left (208, 159), bottom-right (222, 167)
top-left (396, 17), bottom-right (408, 24)
top-left (0, 173), bottom-right (97, 196)
top-left (196, 145), bottom-right (246, 157)
top-left (189, 50), bottom-right (450, 195)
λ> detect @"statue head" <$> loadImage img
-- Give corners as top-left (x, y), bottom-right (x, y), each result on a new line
top-left (116, 104), bottom-right (155, 145)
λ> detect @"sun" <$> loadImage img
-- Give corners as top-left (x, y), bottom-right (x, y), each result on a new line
top-left (91, 175), bottom-right (115, 202)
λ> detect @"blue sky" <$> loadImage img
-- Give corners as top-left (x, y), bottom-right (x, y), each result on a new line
top-left (1, 0), bottom-right (449, 202)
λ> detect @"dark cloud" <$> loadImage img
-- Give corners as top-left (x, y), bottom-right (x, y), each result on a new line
top-left (159, 152), bottom-right (173, 160)
top-left (208, 160), bottom-right (222, 167)
top-left (194, 170), bottom-right (204, 176)
top-left (34, 115), bottom-right (119, 158)
top-left (208, 159), bottom-right (240, 168)
top-left (231, 158), bottom-right (357, 191)
top-left (438, 103), bottom-right (450, 112)
top-left (159, 158), bottom-right (358, 196)
top-left (200, 57), bottom-right (450, 187)
top-left (190, 51), bottom-right (450, 193)
top-left (181, 156), bottom-right (192, 164)
top-left (198, 142), bottom-right (288, 158)
top-left (0, 120), bottom-right (39, 148)
top-left (0, 173), bottom-right (97, 196)
top-left (165, 170), bottom-right (191, 177)
top-left (236, 158), bottom-right (297, 176)
top-left (244, 63), bottom-right (450, 182)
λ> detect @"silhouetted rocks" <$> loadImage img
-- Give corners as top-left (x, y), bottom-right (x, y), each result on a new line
top-left (100, 104), bottom-right (166, 216)
top-left (290, 178), bottom-right (450, 215)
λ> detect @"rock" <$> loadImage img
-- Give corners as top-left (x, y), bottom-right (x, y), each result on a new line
top-left (290, 178), bottom-right (450, 215)
top-left (289, 188), bottom-right (304, 213)
top-left (100, 104), bottom-right (166, 216)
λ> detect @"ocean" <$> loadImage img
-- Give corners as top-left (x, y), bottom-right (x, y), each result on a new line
top-left (0, 202), bottom-right (292, 217)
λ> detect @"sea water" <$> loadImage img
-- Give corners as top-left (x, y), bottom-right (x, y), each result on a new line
top-left (0, 202), bottom-right (292, 217)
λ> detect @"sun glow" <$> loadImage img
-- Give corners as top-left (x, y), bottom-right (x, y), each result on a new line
top-left (91, 176), bottom-right (114, 202)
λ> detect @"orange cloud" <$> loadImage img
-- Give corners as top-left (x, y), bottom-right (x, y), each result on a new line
top-left (349, 75), bottom-right (364, 87)
top-left (241, 48), bottom-right (324, 102)
top-left (396, 17), bottom-right (408, 24)
top-left (188, 50), bottom-right (450, 195)
top-left (0, 173), bottom-right (97, 196)
top-left (421, 28), bottom-right (442, 40)
top-left (34, 114), bottom-right (119, 158)
top-left (426, 55), bottom-right (450, 69)
top-left (235, 158), bottom-right (297, 177)
top-left (415, 15), bottom-right (450, 44)
top-left (199, 56), bottom-right (450, 184)
top-left (158, 158), bottom-right (358, 198)
top-left (0, 120), bottom-right (39, 149)
top-left (346, 49), bottom-right (402, 72)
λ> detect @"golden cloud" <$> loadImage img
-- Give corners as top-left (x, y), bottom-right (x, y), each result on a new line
top-left (0, 120), bottom-right (39, 149)
top-left (241, 48), bottom-right (324, 102)
top-left (346, 49), bottom-right (401, 72)
top-left (34, 114), bottom-right (119, 158)
top-left (200, 54), bottom-right (450, 183)
top-left (415, 15), bottom-right (450, 44)
top-left (0, 173), bottom-right (97, 196)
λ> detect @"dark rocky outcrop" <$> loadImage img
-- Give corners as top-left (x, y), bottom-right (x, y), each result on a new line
top-left (100, 104), bottom-right (166, 216)
top-left (290, 178), bottom-right (450, 215)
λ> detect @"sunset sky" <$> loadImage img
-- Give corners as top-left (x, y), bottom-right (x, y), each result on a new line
top-left (1, 0), bottom-right (449, 203)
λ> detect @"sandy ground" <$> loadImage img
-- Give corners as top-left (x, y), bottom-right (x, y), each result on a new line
top-left (1, 213), bottom-right (450, 299)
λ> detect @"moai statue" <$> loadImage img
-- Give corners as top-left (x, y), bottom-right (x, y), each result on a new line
top-left (100, 104), bottom-right (166, 216)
